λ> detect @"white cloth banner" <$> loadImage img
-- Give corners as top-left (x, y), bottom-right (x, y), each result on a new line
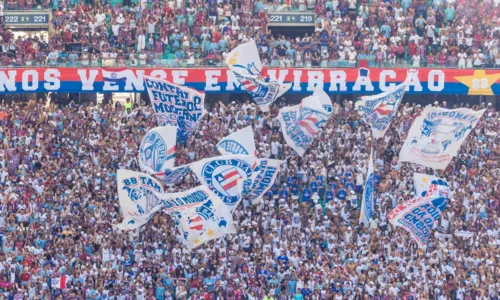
top-left (454, 230), bottom-right (474, 239)
top-left (144, 75), bottom-right (205, 143)
top-left (114, 169), bottom-right (165, 231)
top-left (166, 186), bottom-right (237, 249)
top-left (359, 150), bottom-right (374, 226)
top-left (399, 107), bottom-right (486, 170)
top-left (355, 81), bottom-right (407, 139)
top-left (388, 190), bottom-right (448, 248)
top-left (413, 173), bottom-right (450, 198)
top-left (217, 126), bottom-right (257, 156)
top-left (226, 41), bottom-right (291, 112)
top-left (190, 155), bottom-right (257, 207)
top-left (139, 126), bottom-right (177, 174)
top-left (277, 95), bottom-right (331, 156)
top-left (241, 159), bottom-right (283, 205)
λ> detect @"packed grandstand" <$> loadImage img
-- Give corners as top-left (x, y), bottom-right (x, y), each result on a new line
top-left (0, 0), bottom-right (499, 299)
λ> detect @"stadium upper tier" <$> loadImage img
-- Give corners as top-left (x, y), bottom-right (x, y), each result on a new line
top-left (0, 0), bottom-right (498, 68)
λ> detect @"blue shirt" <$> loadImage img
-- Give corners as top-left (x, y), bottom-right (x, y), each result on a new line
top-left (337, 188), bottom-right (347, 200)
top-left (302, 188), bottom-right (311, 201)
top-left (326, 189), bottom-right (334, 203)
top-left (277, 255), bottom-right (289, 264)
top-left (310, 181), bottom-right (318, 193)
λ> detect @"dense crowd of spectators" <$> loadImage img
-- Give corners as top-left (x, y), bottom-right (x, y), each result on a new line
top-left (0, 95), bottom-right (498, 299)
top-left (1, 0), bottom-right (500, 67)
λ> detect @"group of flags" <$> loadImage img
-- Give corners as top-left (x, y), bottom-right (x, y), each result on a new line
top-left (114, 41), bottom-right (487, 251)
top-left (355, 73), bottom-right (485, 248)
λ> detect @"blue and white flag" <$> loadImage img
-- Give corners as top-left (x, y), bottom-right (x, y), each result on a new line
top-left (241, 159), bottom-right (283, 205)
top-left (114, 169), bottom-right (164, 231)
top-left (190, 155), bottom-right (257, 207)
top-left (355, 81), bottom-right (407, 139)
top-left (277, 95), bottom-right (331, 156)
top-left (154, 165), bottom-right (192, 186)
top-left (102, 69), bottom-right (128, 83)
top-left (414, 173), bottom-right (450, 198)
top-left (388, 189), bottom-right (448, 248)
top-left (399, 107), bottom-right (486, 170)
top-left (314, 87), bottom-right (332, 113)
top-left (144, 75), bottom-right (205, 143)
top-left (217, 126), bottom-right (257, 156)
top-left (166, 186), bottom-right (237, 249)
top-left (226, 41), bottom-right (291, 112)
top-left (359, 151), bottom-right (374, 226)
top-left (139, 126), bottom-right (177, 174)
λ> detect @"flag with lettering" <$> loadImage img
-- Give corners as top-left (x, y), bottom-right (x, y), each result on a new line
top-left (359, 150), bottom-right (374, 226)
top-left (217, 126), bottom-right (257, 156)
top-left (190, 155), bottom-right (257, 207)
top-left (166, 186), bottom-right (237, 249)
top-left (355, 81), bottom-right (407, 139)
top-left (114, 169), bottom-right (164, 231)
top-left (399, 107), bottom-right (486, 170)
top-left (277, 95), bottom-right (331, 156)
top-left (388, 188), bottom-right (448, 248)
top-left (139, 126), bottom-right (177, 174)
top-left (241, 159), bottom-right (283, 205)
top-left (226, 41), bottom-right (291, 112)
top-left (144, 75), bottom-right (205, 143)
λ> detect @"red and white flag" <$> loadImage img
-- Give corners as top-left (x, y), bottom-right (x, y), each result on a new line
top-left (52, 275), bottom-right (67, 289)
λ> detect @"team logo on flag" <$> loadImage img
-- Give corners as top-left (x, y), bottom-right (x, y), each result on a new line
top-left (140, 131), bottom-right (175, 173)
top-left (202, 159), bottom-right (253, 205)
top-left (217, 140), bottom-right (248, 155)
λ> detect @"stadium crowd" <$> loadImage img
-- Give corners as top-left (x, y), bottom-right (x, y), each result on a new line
top-left (0, 94), bottom-right (498, 299)
top-left (1, 0), bottom-right (500, 67)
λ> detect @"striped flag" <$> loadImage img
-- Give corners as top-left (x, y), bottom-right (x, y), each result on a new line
top-left (215, 167), bottom-right (241, 191)
top-left (52, 275), bottom-right (67, 289)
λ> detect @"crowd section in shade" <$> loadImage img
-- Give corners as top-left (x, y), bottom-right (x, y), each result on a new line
top-left (1, 0), bottom-right (500, 67)
top-left (0, 95), bottom-right (497, 299)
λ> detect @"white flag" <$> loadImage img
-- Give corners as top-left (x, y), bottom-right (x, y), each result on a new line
top-left (241, 159), bottom-right (283, 205)
top-left (154, 165), bottom-right (191, 186)
top-left (144, 75), bottom-right (205, 143)
top-left (190, 155), bottom-right (257, 207)
top-left (217, 126), bottom-right (257, 156)
top-left (399, 107), bottom-right (486, 170)
top-left (277, 95), bottom-right (331, 156)
top-left (114, 169), bottom-right (164, 231)
top-left (226, 41), bottom-right (291, 112)
top-left (139, 126), bottom-right (177, 174)
top-left (355, 81), bottom-right (406, 139)
top-left (359, 150), bottom-right (374, 226)
top-left (313, 86), bottom-right (333, 113)
top-left (167, 186), bottom-right (237, 249)
top-left (413, 173), bottom-right (449, 198)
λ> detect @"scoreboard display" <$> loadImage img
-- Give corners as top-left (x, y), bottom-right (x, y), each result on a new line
top-left (4, 11), bottom-right (51, 28)
top-left (267, 12), bottom-right (315, 26)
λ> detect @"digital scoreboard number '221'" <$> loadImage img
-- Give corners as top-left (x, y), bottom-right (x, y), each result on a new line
top-left (4, 14), bottom-right (49, 24)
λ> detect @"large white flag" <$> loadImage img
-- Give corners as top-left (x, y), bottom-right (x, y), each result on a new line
top-left (399, 107), bottom-right (486, 170)
top-left (277, 95), bottom-right (331, 156)
top-left (355, 81), bottom-right (407, 139)
top-left (144, 75), bottom-right (205, 143)
top-left (226, 41), bottom-right (291, 112)
top-left (217, 126), bottom-right (256, 156)
top-left (413, 173), bottom-right (449, 198)
top-left (139, 126), bottom-right (177, 174)
top-left (241, 159), bottom-right (283, 205)
top-left (388, 188), bottom-right (448, 248)
top-left (166, 186), bottom-right (237, 249)
top-left (359, 150), bottom-right (374, 226)
top-left (190, 155), bottom-right (257, 207)
top-left (114, 169), bottom-right (164, 230)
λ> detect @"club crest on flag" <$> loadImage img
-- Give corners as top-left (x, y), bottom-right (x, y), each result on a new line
top-left (140, 131), bottom-right (175, 173)
top-left (297, 106), bottom-right (327, 137)
top-left (202, 159), bottom-right (253, 205)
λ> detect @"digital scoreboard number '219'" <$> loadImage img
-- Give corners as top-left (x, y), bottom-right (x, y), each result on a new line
top-left (267, 13), bottom-right (315, 26)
